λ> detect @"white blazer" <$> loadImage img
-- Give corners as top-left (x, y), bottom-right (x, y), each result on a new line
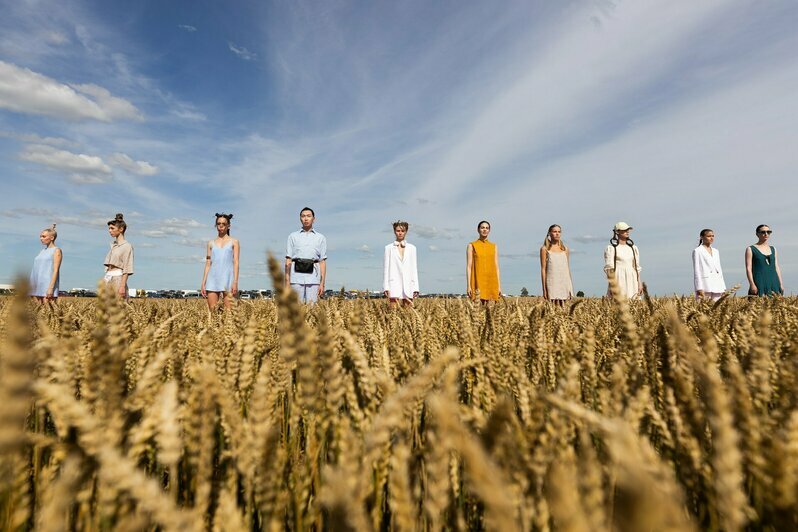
top-left (383, 242), bottom-right (419, 299)
top-left (692, 245), bottom-right (726, 293)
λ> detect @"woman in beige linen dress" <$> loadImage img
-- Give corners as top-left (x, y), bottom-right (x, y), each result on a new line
top-left (539, 224), bottom-right (573, 305)
top-left (604, 221), bottom-right (642, 299)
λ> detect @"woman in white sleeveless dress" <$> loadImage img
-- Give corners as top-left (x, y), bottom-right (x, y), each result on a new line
top-left (539, 224), bottom-right (573, 306)
top-left (604, 222), bottom-right (642, 299)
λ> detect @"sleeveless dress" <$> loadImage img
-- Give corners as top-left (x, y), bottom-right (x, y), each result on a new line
top-left (470, 239), bottom-right (500, 300)
top-left (545, 250), bottom-right (573, 300)
top-left (206, 241), bottom-right (235, 292)
top-left (29, 247), bottom-right (59, 297)
top-left (750, 246), bottom-right (782, 296)
top-left (604, 244), bottom-right (641, 299)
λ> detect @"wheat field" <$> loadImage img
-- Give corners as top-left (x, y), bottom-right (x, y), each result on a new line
top-left (1, 257), bottom-right (796, 531)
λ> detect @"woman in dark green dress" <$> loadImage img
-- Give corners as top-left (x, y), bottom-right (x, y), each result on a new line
top-left (745, 224), bottom-right (784, 296)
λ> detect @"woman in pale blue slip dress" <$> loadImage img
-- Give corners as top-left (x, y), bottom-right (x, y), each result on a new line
top-left (30, 224), bottom-right (62, 303)
top-left (200, 213), bottom-right (239, 310)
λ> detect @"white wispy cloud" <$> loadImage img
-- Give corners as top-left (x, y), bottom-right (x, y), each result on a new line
top-left (0, 61), bottom-right (142, 121)
top-left (0, 207), bottom-right (56, 218)
top-left (178, 24), bottom-right (197, 32)
top-left (44, 31), bottom-right (69, 45)
top-left (108, 152), bottom-right (159, 176)
top-left (141, 228), bottom-right (189, 238)
top-left (175, 237), bottom-right (209, 248)
top-left (0, 131), bottom-right (74, 147)
top-left (19, 143), bottom-right (113, 184)
top-left (156, 255), bottom-right (206, 264)
top-left (572, 235), bottom-right (607, 244)
top-left (162, 218), bottom-right (204, 229)
top-left (228, 42), bottom-right (257, 61)
top-left (170, 104), bottom-right (207, 122)
top-left (412, 225), bottom-right (460, 240)
top-left (51, 214), bottom-right (109, 228)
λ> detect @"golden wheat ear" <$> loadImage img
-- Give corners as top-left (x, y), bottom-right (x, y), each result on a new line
top-left (0, 277), bottom-right (35, 502)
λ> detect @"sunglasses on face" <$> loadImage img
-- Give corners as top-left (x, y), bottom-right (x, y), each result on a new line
top-left (758, 230), bottom-right (773, 235)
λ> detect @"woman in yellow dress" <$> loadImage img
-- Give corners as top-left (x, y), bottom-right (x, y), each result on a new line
top-left (466, 220), bottom-right (501, 302)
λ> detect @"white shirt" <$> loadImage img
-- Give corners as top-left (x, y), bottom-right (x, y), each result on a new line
top-left (692, 245), bottom-right (726, 293)
top-left (383, 241), bottom-right (419, 299)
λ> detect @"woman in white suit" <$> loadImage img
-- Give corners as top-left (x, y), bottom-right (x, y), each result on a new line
top-left (384, 220), bottom-right (419, 305)
top-left (692, 228), bottom-right (726, 300)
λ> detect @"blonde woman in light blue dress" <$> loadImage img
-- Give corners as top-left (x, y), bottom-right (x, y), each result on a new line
top-left (201, 213), bottom-right (239, 310)
top-left (30, 224), bottom-right (62, 303)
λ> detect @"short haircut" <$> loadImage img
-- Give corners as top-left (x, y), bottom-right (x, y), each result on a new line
top-left (756, 224), bottom-right (769, 233)
top-left (300, 207), bottom-right (315, 217)
top-left (477, 220), bottom-right (491, 230)
top-left (392, 220), bottom-right (409, 231)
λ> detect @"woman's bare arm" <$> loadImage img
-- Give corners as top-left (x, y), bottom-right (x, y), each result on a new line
top-left (539, 247), bottom-right (547, 299)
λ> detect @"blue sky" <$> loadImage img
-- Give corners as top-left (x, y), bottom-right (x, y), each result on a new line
top-left (1, 0), bottom-right (796, 295)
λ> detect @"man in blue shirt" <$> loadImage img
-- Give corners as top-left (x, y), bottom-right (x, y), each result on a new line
top-left (285, 207), bottom-right (327, 303)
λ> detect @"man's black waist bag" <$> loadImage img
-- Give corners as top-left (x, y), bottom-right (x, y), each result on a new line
top-left (293, 258), bottom-right (316, 274)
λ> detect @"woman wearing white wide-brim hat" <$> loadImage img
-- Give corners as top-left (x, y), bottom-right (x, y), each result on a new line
top-left (604, 222), bottom-right (642, 299)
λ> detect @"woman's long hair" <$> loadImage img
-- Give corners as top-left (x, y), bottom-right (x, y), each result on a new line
top-left (543, 224), bottom-right (567, 252)
top-left (609, 230), bottom-right (636, 271)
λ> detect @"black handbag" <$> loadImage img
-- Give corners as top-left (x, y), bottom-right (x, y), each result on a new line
top-left (293, 258), bottom-right (315, 274)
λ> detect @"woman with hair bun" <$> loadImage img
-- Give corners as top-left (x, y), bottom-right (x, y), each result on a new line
top-left (604, 221), bottom-right (642, 299)
top-left (201, 213), bottom-right (239, 309)
top-left (745, 224), bottom-right (784, 296)
top-left (30, 224), bottom-right (62, 302)
top-left (539, 224), bottom-right (573, 305)
top-left (692, 229), bottom-right (726, 300)
top-left (103, 213), bottom-right (134, 298)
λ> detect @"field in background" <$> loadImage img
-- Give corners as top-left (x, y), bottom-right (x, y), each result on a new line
top-left (1, 261), bottom-right (797, 531)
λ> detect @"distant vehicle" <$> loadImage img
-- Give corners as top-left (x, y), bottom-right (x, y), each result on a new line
top-left (68, 289), bottom-right (97, 297)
